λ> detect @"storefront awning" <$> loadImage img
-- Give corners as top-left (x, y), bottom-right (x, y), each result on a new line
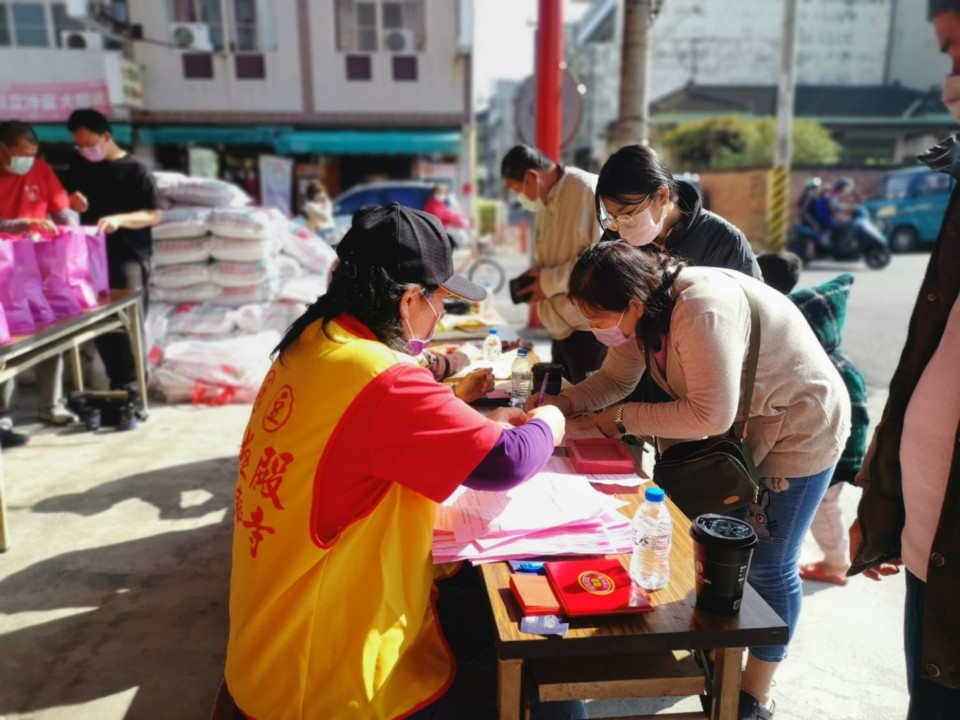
top-left (34, 123), bottom-right (133, 145)
top-left (274, 130), bottom-right (462, 156)
top-left (136, 125), bottom-right (291, 146)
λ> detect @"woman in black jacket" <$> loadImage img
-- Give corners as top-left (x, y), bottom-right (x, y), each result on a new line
top-left (596, 145), bottom-right (762, 280)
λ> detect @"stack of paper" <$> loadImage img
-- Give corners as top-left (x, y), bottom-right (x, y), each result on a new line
top-left (433, 473), bottom-right (634, 565)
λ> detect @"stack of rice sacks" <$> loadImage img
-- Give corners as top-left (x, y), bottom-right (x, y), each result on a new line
top-left (147, 172), bottom-right (337, 404)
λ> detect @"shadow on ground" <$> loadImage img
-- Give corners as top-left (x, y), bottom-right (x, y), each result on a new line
top-left (0, 458), bottom-right (236, 719)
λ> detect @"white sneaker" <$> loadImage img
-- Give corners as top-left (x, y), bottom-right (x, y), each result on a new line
top-left (39, 404), bottom-right (79, 426)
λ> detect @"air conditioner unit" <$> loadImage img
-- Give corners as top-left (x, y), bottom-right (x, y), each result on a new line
top-left (61, 30), bottom-right (104, 50)
top-left (383, 28), bottom-right (416, 54)
top-left (170, 22), bottom-right (213, 52)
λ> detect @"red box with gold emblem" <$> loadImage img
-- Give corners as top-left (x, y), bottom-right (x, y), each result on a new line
top-left (544, 558), bottom-right (653, 616)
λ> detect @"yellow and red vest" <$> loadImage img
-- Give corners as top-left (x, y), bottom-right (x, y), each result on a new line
top-left (226, 316), bottom-right (498, 719)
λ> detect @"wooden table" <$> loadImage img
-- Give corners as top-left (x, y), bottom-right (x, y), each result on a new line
top-left (0, 290), bottom-right (147, 551)
top-left (478, 436), bottom-right (787, 719)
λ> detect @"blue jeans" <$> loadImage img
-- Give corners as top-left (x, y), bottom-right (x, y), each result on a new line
top-left (734, 466), bottom-right (834, 663)
top-left (904, 571), bottom-right (960, 719)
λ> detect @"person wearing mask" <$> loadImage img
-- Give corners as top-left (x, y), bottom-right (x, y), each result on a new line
top-left (540, 242), bottom-right (849, 719)
top-left (218, 204), bottom-right (580, 720)
top-left (0, 121), bottom-right (78, 448)
top-left (594, 144), bottom-right (761, 405)
top-left (757, 252), bottom-right (869, 586)
top-left (501, 144), bottom-right (603, 383)
top-left (65, 109), bottom-right (161, 392)
top-left (301, 180), bottom-right (335, 235)
top-left (848, 3), bottom-right (960, 716)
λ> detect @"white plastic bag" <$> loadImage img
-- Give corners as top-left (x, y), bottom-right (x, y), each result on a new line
top-left (280, 226), bottom-right (337, 275)
top-left (165, 303), bottom-right (238, 336)
top-left (151, 283), bottom-right (223, 304)
top-left (153, 208), bottom-right (211, 240)
top-left (153, 237), bottom-right (212, 266)
top-left (209, 235), bottom-right (276, 262)
top-left (164, 177), bottom-right (251, 208)
top-left (152, 263), bottom-right (212, 289)
top-left (208, 207), bottom-right (274, 239)
top-left (209, 260), bottom-right (276, 288)
top-left (279, 273), bottom-right (328, 303)
top-left (235, 302), bottom-right (304, 334)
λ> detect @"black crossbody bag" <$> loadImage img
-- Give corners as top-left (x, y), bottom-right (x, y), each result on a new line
top-left (651, 285), bottom-right (762, 519)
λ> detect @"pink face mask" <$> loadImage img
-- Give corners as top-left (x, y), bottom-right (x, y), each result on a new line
top-left (406, 297), bottom-right (441, 355)
top-left (590, 309), bottom-right (633, 348)
top-left (79, 144), bottom-right (107, 163)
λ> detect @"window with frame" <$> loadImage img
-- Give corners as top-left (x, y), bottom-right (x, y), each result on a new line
top-left (183, 52), bottom-right (214, 79)
top-left (335, 0), bottom-right (425, 53)
top-left (0, 4), bottom-right (10, 46)
top-left (52, 3), bottom-right (85, 48)
top-left (392, 55), bottom-right (417, 81)
top-left (235, 53), bottom-right (265, 79)
top-left (168, 0), bottom-right (225, 51)
top-left (914, 172), bottom-right (952, 197)
top-left (12, 2), bottom-right (48, 47)
top-left (345, 54), bottom-right (371, 81)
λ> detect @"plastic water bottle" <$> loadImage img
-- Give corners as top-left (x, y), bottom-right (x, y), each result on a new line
top-left (630, 487), bottom-right (672, 590)
top-left (480, 281), bottom-right (496, 321)
top-left (510, 348), bottom-right (533, 404)
top-left (483, 328), bottom-right (502, 365)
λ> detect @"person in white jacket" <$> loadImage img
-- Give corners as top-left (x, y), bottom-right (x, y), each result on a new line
top-left (501, 145), bottom-right (603, 382)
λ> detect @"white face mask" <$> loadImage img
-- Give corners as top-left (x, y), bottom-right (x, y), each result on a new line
top-left (516, 173), bottom-right (546, 213)
top-left (6, 156), bottom-right (34, 175)
top-left (617, 202), bottom-right (666, 247)
top-left (943, 75), bottom-right (960, 123)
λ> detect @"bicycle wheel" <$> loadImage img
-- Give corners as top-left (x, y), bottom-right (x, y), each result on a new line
top-left (466, 258), bottom-right (507, 295)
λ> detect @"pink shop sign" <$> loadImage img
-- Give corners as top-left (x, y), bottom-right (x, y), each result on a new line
top-left (0, 81), bottom-right (112, 121)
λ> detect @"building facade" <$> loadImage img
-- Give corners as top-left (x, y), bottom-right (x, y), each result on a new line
top-left (0, 0), bottom-right (475, 209)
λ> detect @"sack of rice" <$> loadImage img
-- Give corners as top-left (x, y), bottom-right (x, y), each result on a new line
top-left (209, 235), bottom-right (275, 262)
top-left (153, 208), bottom-right (211, 240)
top-left (151, 282), bottom-right (223, 304)
top-left (209, 260), bottom-right (276, 288)
top-left (235, 302), bottom-right (304, 334)
top-left (208, 282), bottom-right (278, 307)
top-left (208, 207), bottom-right (274, 239)
top-left (280, 226), bottom-right (337, 275)
top-left (152, 263), bottom-right (212, 290)
top-left (165, 177), bottom-right (251, 208)
top-left (279, 273), bottom-right (328, 303)
top-left (153, 237), bottom-right (211, 267)
top-left (153, 171), bottom-right (187, 195)
top-left (165, 303), bottom-right (238, 336)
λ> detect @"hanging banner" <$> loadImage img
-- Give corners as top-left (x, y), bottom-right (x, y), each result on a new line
top-left (259, 155), bottom-right (294, 217)
top-left (0, 80), bottom-right (112, 121)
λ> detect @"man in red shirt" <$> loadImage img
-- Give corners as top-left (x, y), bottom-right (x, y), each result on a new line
top-left (0, 121), bottom-right (78, 449)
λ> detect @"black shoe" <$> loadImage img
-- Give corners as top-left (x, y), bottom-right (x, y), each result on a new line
top-left (739, 690), bottom-right (775, 720)
top-left (0, 428), bottom-right (30, 449)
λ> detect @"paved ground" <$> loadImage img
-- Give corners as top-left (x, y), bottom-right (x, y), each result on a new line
top-left (0, 252), bottom-right (929, 719)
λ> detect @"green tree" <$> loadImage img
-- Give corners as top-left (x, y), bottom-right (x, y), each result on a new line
top-left (663, 116), bottom-right (840, 170)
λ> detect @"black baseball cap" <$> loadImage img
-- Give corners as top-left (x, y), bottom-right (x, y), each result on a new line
top-left (337, 204), bottom-right (486, 302)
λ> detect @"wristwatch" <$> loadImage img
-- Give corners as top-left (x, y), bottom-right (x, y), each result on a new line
top-left (614, 404), bottom-right (628, 436)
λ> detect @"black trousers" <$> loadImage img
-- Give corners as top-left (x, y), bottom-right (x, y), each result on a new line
top-left (95, 259), bottom-right (149, 391)
top-left (550, 331), bottom-right (606, 384)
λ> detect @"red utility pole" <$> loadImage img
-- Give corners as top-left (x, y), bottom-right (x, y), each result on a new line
top-left (535, 0), bottom-right (564, 162)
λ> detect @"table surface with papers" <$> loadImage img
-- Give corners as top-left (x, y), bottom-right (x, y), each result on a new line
top-left (463, 424), bottom-right (788, 720)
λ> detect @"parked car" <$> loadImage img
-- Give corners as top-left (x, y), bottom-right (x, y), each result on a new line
top-left (862, 167), bottom-right (955, 252)
top-left (331, 181), bottom-right (473, 247)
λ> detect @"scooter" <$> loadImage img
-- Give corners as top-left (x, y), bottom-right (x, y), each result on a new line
top-left (788, 208), bottom-right (891, 269)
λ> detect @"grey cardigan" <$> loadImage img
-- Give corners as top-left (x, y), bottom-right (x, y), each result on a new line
top-left (562, 267), bottom-right (851, 478)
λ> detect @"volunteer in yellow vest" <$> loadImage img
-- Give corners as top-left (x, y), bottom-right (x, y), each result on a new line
top-left (223, 204), bottom-right (580, 720)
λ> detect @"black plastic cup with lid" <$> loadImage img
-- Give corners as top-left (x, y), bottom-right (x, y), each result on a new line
top-left (690, 514), bottom-right (758, 615)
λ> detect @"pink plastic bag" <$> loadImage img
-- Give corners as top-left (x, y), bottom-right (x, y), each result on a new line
top-left (0, 236), bottom-right (56, 333)
top-left (84, 228), bottom-right (110, 300)
top-left (0, 301), bottom-right (10, 345)
top-left (32, 229), bottom-right (99, 317)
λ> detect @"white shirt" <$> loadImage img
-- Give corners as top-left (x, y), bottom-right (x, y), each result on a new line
top-left (900, 296), bottom-right (960, 582)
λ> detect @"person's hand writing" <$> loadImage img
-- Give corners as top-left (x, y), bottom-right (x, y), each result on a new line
top-left (848, 518), bottom-right (902, 581)
top-left (527, 404), bottom-right (565, 446)
top-left (517, 268), bottom-right (546, 303)
top-left (97, 214), bottom-right (125, 234)
top-left (69, 192), bottom-right (89, 213)
top-left (525, 393), bottom-right (573, 416)
top-left (489, 406), bottom-right (528, 428)
top-left (454, 368), bottom-right (495, 404)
